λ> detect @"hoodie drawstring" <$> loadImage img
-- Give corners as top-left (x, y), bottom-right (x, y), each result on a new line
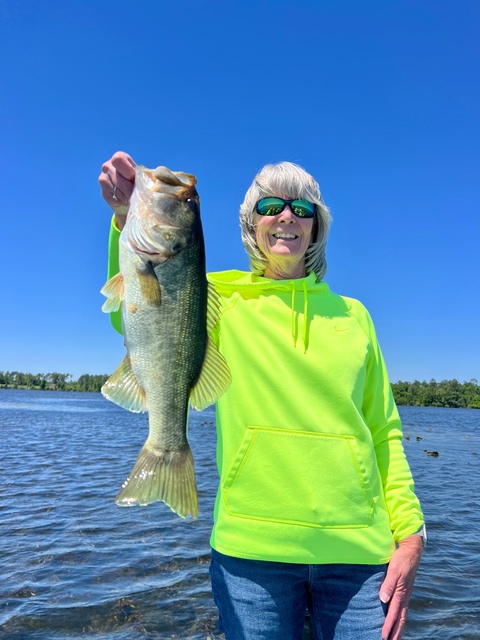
top-left (302, 279), bottom-right (308, 353)
top-left (291, 286), bottom-right (297, 347)
top-left (290, 280), bottom-right (309, 353)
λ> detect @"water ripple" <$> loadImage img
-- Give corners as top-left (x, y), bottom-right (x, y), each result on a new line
top-left (1, 391), bottom-right (479, 639)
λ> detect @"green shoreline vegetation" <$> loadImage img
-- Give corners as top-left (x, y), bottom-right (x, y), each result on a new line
top-left (0, 372), bottom-right (109, 393)
top-left (390, 379), bottom-right (480, 409)
top-left (1, 371), bottom-right (479, 409)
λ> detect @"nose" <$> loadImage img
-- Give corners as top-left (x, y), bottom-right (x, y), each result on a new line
top-left (278, 205), bottom-right (295, 222)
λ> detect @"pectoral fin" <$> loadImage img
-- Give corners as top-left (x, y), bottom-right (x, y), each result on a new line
top-left (138, 268), bottom-right (162, 306)
top-left (189, 283), bottom-right (231, 410)
top-left (101, 356), bottom-right (147, 413)
top-left (101, 272), bottom-right (124, 313)
top-left (189, 337), bottom-right (232, 411)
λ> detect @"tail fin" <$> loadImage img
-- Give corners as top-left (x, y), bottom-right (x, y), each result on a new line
top-left (115, 442), bottom-right (198, 518)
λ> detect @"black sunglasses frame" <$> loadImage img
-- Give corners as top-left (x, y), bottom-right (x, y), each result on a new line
top-left (255, 197), bottom-right (316, 219)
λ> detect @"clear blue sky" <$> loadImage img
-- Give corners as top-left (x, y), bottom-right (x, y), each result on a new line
top-left (1, 0), bottom-right (478, 383)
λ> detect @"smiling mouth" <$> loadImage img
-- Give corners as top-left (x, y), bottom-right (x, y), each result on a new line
top-left (273, 233), bottom-right (298, 239)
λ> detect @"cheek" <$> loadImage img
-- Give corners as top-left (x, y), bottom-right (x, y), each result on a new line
top-left (301, 221), bottom-right (314, 245)
top-left (254, 218), bottom-right (271, 252)
top-left (256, 230), bottom-right (269, 255)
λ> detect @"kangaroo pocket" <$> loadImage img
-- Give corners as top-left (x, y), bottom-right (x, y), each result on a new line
top-left (222, 426), bottom-right (375, 528)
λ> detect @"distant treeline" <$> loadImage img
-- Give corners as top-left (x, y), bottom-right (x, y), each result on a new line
top-left (391, 379), bottom-right (480, 409)
top-left (1, 371), bottom-right (479, 408)
top-left (0, 371), bottom-right (109, 393)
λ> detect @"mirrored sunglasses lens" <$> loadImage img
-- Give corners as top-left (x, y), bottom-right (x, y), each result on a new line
top-left (256, 198), bottom-right (285, 216)
top-left (291, 200), bottom-right (315, 218)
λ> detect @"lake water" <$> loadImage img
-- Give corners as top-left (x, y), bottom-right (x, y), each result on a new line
top-left (0, 389), bottom-right (479, 639)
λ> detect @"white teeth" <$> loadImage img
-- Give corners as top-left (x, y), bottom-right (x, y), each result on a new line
top-left (273, 233), bottom-right (297, 239)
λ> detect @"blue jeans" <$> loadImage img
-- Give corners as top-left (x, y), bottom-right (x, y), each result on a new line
top-left (209, 549), bottom-right (388, 640)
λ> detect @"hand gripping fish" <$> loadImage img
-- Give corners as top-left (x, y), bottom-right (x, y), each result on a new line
top-left (101, 165), bottom-right (231, 518)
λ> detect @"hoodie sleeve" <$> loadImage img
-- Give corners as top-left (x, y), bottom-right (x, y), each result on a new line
top-left (106, 215), bottom-right (123, 335)
top-left (354, 303), bottom-right (424, 542)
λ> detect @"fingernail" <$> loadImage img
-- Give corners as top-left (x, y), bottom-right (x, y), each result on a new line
top-left (380, 592), bottom-right (390, 603)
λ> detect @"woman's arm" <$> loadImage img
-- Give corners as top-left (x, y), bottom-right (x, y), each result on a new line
top-left (356, 303), bottom-right (424, 640)
top-left (99, 151), bottom-right (137, 333)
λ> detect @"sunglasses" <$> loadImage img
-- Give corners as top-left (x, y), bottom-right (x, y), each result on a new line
top-left (255, 197), bottom-right (316, 219)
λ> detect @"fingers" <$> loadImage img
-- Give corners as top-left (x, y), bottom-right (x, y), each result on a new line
top-left (111, 150), bottom-right (136, 177)
top-left (382, 588), bottom-right (411, 640)
top-left (380, 571), bottom-right (399, 639)
top-left (98, 151), bottom-right (136, 211)
top-left (382, 595), bottom-right (409, 640)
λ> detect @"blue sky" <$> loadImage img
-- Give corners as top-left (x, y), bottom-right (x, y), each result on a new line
top-left (1, 0), bottom-right (478, 383)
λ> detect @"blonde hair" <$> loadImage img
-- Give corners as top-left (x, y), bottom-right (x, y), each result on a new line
top-left (239, 162), bottom-right (332, 280)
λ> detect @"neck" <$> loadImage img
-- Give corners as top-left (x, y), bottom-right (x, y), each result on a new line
top-left (263, 262), bottom-right (306, 280)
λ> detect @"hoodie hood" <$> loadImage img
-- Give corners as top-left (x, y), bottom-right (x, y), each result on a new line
top-left (207, 270), bottom-right (330, 352)
top-left (207, 270), bottom-right (329, 294)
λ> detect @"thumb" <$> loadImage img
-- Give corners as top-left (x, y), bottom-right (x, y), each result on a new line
top-left (380, 576), bottom-right (396, 604)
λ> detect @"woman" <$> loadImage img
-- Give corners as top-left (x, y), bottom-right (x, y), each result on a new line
top-left (99, 152), bottom-right (425, 640)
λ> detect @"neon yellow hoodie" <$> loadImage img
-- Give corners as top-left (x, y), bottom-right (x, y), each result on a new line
top-left (107, 219), bottom-right (424, 564)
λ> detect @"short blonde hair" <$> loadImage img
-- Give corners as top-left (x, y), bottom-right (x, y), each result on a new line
top-left (239, 162), bottom-right (332, 280)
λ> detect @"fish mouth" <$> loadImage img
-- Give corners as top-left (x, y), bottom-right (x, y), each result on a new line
top-left (146, 166), bottom-right (198, 201)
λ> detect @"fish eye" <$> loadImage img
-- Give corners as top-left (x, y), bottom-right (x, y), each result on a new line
top-left (185, 198), bottom-right (200, 216)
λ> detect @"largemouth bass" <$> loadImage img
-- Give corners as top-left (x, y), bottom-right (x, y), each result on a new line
top-left (100, 165), bottom-right (231, 518)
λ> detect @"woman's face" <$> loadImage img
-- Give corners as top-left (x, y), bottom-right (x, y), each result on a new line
top-left (254, 199), bottom-right (314, 280)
